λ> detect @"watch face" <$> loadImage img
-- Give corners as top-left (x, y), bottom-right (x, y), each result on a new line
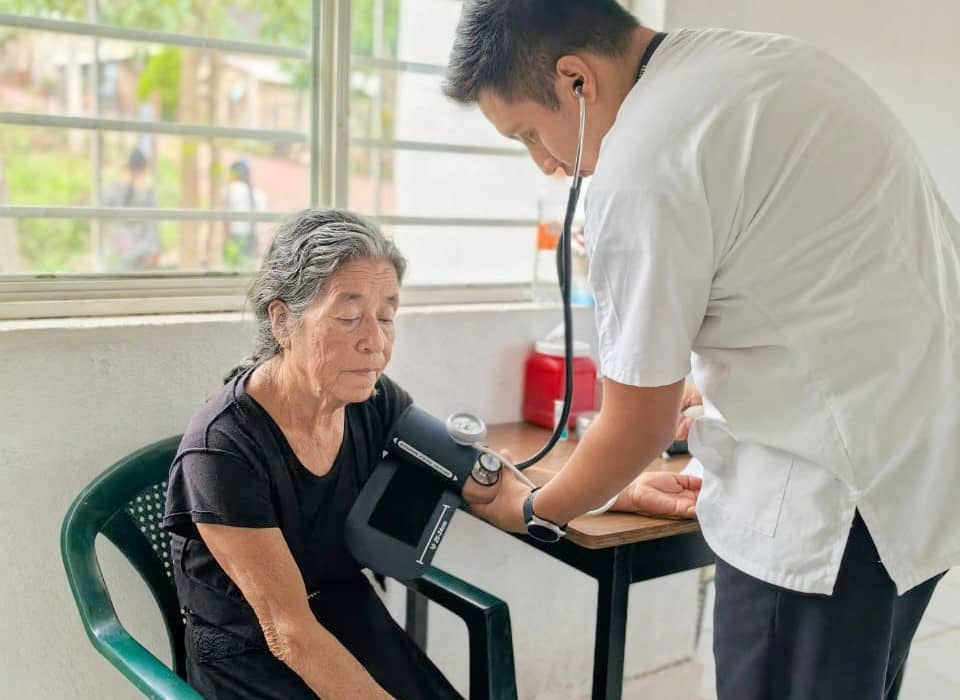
top-left (527, 522), bottom-right (562, 543)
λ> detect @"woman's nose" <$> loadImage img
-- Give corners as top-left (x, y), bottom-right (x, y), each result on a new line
top-left (357, 316), bottom-right (387, 353)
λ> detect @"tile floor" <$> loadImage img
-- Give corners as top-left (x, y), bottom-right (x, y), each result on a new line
top-left (696, 567), bottom-right (960, 699)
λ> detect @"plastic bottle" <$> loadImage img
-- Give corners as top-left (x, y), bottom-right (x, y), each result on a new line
top-left (533, 170), bottom-right (586, 304)
top-left (570, 231), bottom-right (593, 307)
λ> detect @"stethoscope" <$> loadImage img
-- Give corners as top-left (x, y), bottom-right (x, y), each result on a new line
top-left (444, 82), bottom-right (619, 516)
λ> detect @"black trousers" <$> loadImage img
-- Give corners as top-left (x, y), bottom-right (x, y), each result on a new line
top-left (713, 512), bottom-right (945, 700)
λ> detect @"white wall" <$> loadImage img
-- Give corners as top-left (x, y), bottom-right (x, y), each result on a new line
top-left (664, 0), bottom-right (960, 212)
top-left (0, 307), bottom-right (701, 699)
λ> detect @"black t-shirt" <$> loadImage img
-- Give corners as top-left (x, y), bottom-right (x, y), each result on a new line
top-left (163, 369), bottom-right (461, 700)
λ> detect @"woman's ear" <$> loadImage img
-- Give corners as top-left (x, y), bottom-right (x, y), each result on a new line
top-left (267, 300), bottom-right (292, 351)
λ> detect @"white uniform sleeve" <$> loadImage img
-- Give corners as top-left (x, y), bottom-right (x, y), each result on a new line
top-left (587, 187), bottom-right (713, 388)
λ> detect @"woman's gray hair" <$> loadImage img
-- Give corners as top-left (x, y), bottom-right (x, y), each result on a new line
top-left (225, 209), bottom-right (406, 382)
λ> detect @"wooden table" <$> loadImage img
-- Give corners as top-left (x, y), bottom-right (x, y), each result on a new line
top-left (406, 423), bottom-right (715, 700)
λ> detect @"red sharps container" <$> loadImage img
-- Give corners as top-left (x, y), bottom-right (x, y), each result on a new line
top-left (523, 334), bottom-right (598, 429)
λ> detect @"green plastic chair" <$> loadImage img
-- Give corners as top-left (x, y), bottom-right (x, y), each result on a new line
top-left (61, 436), bottom-right (518, 700)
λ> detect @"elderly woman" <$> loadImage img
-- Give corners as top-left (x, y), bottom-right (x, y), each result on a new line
top-left (163, 209), bottom-right (700, 699)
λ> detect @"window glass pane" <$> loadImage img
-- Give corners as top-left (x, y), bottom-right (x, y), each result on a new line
top-left (98, 131), bottom-right (309, 211)
top-left (350, 68), bottom-right (525, 150)
top-left (348, 147), bottom-right (540, 220)
top-left (0, 30), bottom-right (94, 118)
top-left (2, 215), bottom-right (282, 274)
top-left (2, 217), bottom-right (96, 274)
top-left (396, 0), bottom-right (462, 65)
top-left (0, 1), bottom-right (86, 21)
top-left (94, 0), bottom-right (311, 50)
top-left (1, 126), bottom-right (95, 206)
top-left (387, 225), bottom-right (535, 286)
top-left (347, 149), bottom-right (393, 216)
top-left (102, 41), bottom-right (310, 129)
top-left (0, 30), bottom-right (311, 129)
top-left (3, 124), bottom-right (308, 211)
top-left (352, 0), bottom-right (464, 65)
top-left (2, 124), bottom-right (309, 273)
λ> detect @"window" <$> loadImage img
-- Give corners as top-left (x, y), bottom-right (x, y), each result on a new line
top-left (1, 1), bottom-right (637, 318)
top-left (346, 0), bottom-right (542, 290)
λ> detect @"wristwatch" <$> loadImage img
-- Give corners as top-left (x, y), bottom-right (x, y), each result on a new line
top-left (522, 487), bottom-right (567, 543)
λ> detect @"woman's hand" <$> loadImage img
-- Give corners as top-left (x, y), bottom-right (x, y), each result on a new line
top-left (467, 450), bottom-right (532, 533)
top-left (612, 471), bottom-right (702, 519)
top-left (675, 381), bottom-right (703, 441)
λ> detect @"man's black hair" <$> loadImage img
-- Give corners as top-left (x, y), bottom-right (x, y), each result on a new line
top-left (443, 0), bottom-right (639, 109)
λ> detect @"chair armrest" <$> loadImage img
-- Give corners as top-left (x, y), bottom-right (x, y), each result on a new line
top-left (409, 567), bottom-right (508, 618)
top-left (405, 567), bottom-right (518, 700)
top-left (62, 501), bottom-right (202, 700)
top-left (93, 621), bottom-right (203, 700)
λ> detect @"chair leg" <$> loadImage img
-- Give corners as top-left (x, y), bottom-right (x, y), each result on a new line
top-left (405, 587), bottom-right (429, 652)
top-left (466, 600), bottom-right (518, 700)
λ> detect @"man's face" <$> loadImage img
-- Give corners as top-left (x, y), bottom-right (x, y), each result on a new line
top-left (478, 89), bottom-right (600, 177)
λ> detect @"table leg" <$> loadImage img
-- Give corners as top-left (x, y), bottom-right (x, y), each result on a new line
top-left (592, 547), bottom-right (631, 700)
top-left (887, 658), bottom-right (907, 700)
top-left (405, 587), bottom-right (429, 651)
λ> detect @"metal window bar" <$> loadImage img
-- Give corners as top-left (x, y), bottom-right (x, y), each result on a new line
top-left (351, 55), bottom-right (445, 76)
top-left (332, 0), bottom-right (352, 208)
top-left (0, 114), bottom-right (522, 158)
top-left (310, 0), bottom-right (322, 207)
top-left (0, 206), bottom-right (536, 229)
top-left (350, 137), bottom-right (524, 158)
top-left (0, 15), bottom-right (450, 74)
top-left (0, 14), bottom-right (310, 60)
top-left (371, 0), bottom-right (386, 216)
top-left (88, 0), bottom-right (103, 272)
top-left (0, 113), bottom-right (308, 144)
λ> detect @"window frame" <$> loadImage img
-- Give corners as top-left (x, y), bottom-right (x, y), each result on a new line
top-left (0, 2), bottom-right (538, 320)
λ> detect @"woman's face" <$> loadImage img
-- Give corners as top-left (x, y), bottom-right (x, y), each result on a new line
top-left (283, 258), bottom-right (399, 405)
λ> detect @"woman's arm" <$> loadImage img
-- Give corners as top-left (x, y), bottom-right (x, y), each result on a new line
top-left (196, 523), bottom-right (393, 700)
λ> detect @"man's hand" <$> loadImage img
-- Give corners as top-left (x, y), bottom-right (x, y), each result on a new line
top-left (612, 471), bottom-right (702, 518)
top-left (675, 381), bottom-right (703, 441)
top-left (467, 451), bottom-right (532, 533)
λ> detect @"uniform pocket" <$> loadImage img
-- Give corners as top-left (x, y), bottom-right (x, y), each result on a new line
top-left (728, 442), bottom-right (793, 537)
top-left (690, 419), bottom-right (794, 537)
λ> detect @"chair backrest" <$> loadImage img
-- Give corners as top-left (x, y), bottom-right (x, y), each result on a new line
top-left (61, 436), bottom-right (187, 677)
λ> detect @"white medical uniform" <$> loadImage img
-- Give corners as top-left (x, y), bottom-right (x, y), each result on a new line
top-left (586, 28), bottom-right (960, 594)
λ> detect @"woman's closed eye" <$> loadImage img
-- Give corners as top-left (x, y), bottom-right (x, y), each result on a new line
top-left (335, 315), bottom-right (394, 326)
